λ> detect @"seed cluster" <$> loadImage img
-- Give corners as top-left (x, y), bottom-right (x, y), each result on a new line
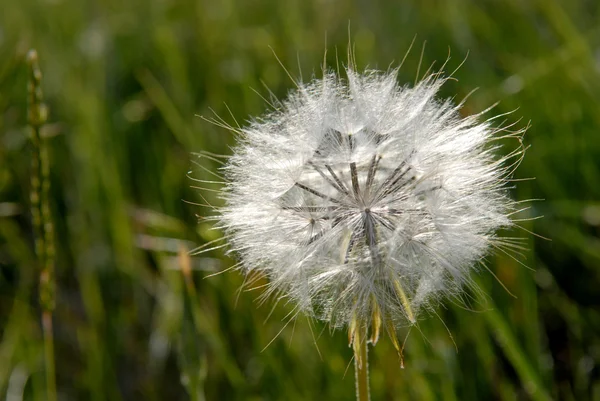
top-left (216, 68), bottom-right (523, 354)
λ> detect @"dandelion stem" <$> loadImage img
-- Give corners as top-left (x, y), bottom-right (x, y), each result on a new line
top-left (353, 325), bottom-right (370, 401)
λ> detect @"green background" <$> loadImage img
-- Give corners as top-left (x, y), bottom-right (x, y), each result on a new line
top-left (1, 0), bottom-right (599, 400)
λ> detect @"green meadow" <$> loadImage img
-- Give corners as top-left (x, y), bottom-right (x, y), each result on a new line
top-left (1, 0), bottom-right (599, 399)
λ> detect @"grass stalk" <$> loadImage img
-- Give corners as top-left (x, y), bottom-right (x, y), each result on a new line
top-left (27, 49), bottom-right (57, 401)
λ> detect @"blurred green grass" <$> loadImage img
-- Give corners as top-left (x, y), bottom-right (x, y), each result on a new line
top-left (1, 0), bottom-right (599, 400)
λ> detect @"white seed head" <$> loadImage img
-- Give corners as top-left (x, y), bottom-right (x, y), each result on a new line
top-left (216, 66), bottom-right (524, 344)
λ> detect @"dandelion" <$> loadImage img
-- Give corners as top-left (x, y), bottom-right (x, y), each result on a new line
top-left (199, 51), bottom-right (526, 400)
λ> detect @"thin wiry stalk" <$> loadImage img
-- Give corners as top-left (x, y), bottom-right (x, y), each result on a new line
top-left (27, 49), bottom-right (56, 401)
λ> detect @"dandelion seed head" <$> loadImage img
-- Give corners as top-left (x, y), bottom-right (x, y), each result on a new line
top-left (214, 64), bottom-right (524, 346)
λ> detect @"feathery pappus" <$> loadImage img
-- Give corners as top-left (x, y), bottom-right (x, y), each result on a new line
top-left (195, 52), bottom-right (527, 363)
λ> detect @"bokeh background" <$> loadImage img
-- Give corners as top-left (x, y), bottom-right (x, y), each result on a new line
top-left (1, 0), bottom-right (599, 400)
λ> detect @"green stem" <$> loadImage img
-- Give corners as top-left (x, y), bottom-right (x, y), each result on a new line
top-left (27, 49), bottom-right (57, 401)
top-left (42, 311), bottom-right (57, 401)
top-left (354, 328), bottom-right (370, 401)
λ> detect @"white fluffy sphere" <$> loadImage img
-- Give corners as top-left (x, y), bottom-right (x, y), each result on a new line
top-left (216, 68), bottom-right (524, 349)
